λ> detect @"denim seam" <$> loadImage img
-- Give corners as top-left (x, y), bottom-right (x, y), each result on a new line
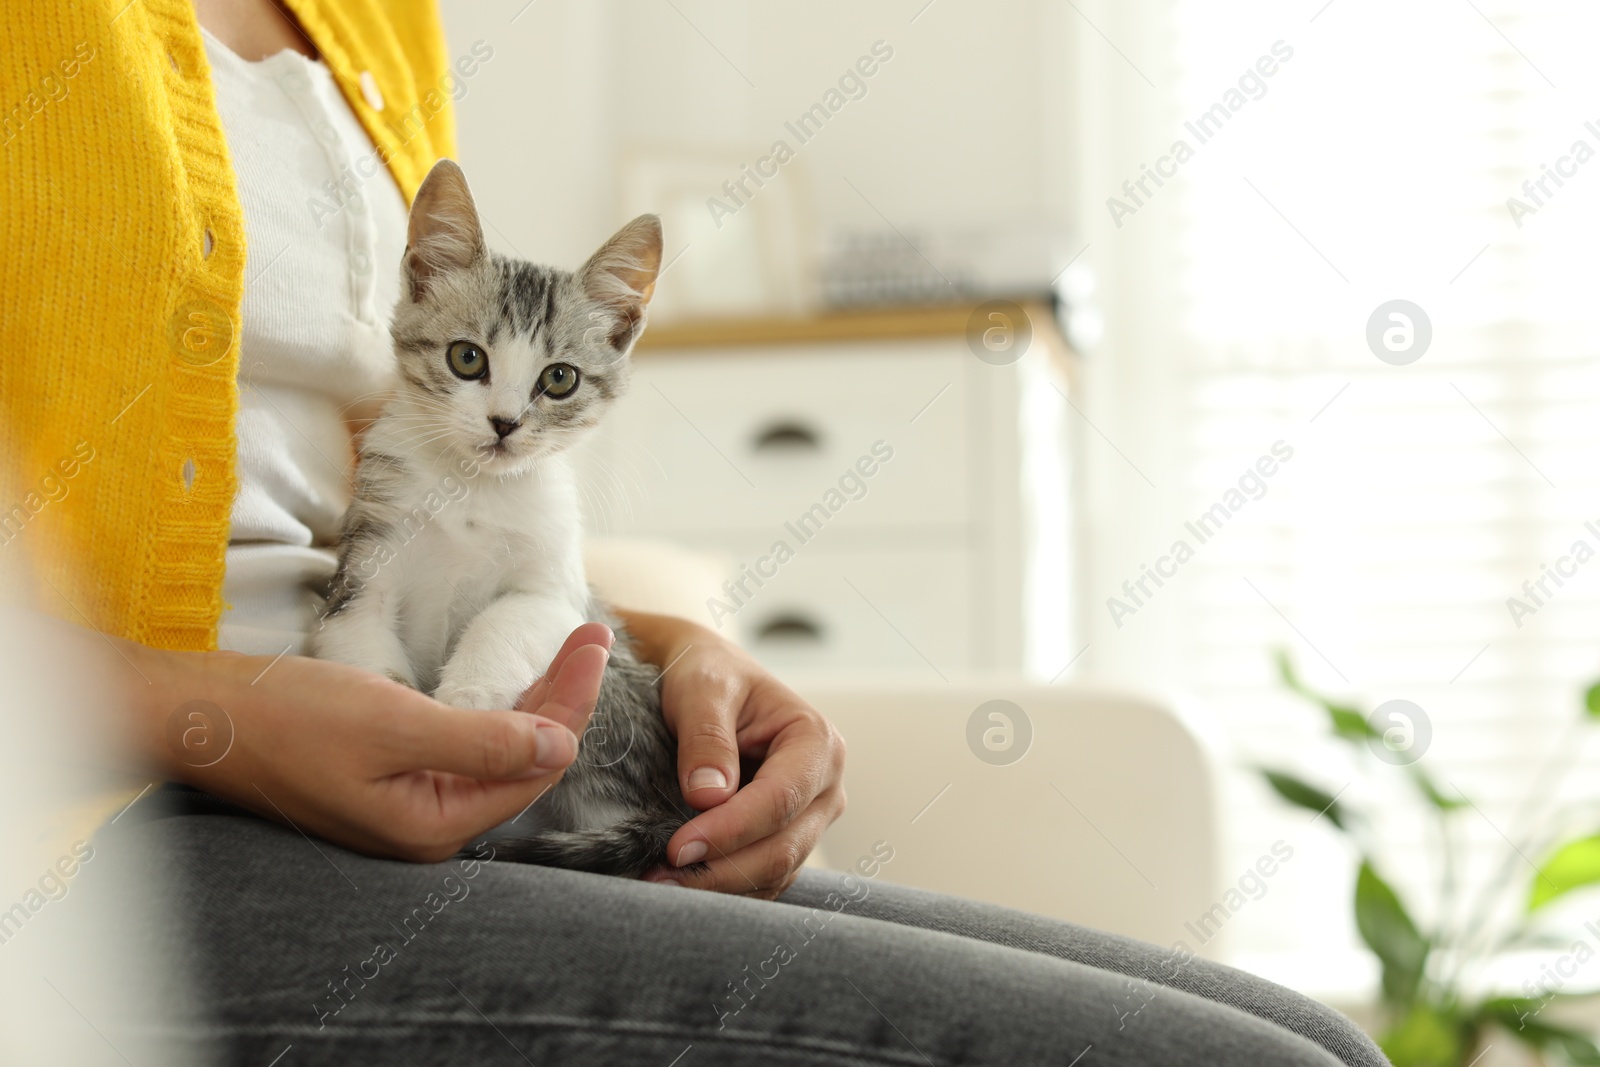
top-left (125, 1017), bottom-right (948, 1067)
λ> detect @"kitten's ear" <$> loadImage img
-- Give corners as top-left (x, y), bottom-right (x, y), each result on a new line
top-left (578, 214), bottom-right (663, 346)
top-left (405, 159), bottom-right (485, 301)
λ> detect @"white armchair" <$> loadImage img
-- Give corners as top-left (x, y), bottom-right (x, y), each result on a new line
top-left (588, 538), bottom-right (1221, 949)
top-left (806, 681), bottom-right (1218, 948)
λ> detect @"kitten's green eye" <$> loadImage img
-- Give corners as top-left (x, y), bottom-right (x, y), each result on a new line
top-left (447, 340), bottom-right (488, 381)
top-left (538, 363), bottom-right (580, 398)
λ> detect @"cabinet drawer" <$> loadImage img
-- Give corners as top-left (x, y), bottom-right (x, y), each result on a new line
top-left (581, 342), bottom-right (972, 538)
top-left (707, 545), bottom-right (973, 678)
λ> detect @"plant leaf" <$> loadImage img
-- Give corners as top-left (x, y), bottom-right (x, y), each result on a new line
top-left (1586, 681), bottom-right (1600, 720)
top-left (1378, 1004), bottom-right (1463, 1067)
top-left (1477, 996), bottom-right (1543, 1028)
top-left (1275, 649), bottom-right (1377, 742)
top-left (1410, 768), bottom-right (1469, 812)
top-left (1545, 1029), bottom-right (1600, 1065)
top-left (1529, 835), bottom-right (1600, 912)
top-left (1259, 769), bottom-right (1349, 830)
top-left (1327, 705), bottom-right (1378, 743)
top-left (1355, 859), bottom-right (1429, 1008)
top-left (1479, 998), bottom-right (1600, 1064)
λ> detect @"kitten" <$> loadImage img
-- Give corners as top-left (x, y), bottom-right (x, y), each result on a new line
top-left (312, 158), bottom-right (691, 877)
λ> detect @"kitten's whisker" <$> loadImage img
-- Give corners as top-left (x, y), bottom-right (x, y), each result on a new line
top-left (585, 450), bottom-right (650, 532)
top-left (373, 393), bottom-right (465, 419)
top-left (338, 387), bottom-right (403, 410)
top-left (600, 453), bottom-right (646, 526)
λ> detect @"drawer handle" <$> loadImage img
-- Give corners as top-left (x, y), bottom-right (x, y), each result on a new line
top-left (751, 420), bottom-right (822, 454)
top-left (754, 613), bottom-right (825, 643)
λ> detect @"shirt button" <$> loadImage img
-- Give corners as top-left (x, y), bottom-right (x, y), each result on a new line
top-left (275, 63), bottom-right (311, 94)
top-left (359, 71), bottom-right (385, 111)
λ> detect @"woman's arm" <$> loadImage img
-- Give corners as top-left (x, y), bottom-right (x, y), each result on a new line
top-left (40, 602), bottom-right (843, 883)
top-left (617, 610), bottom-right (847, 899)
top-left (51, 614), bottom-right (612, 862)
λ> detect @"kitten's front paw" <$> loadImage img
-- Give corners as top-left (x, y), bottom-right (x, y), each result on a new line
top-left (433, 681), bottom-right (520, 711)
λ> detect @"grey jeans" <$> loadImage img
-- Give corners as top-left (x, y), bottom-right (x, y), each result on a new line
top-left (84, 803), bottom-right (1388, 1066)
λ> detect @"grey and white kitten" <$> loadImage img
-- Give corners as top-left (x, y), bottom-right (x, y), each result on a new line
top-left (312, 158), bottom-right (690, 877)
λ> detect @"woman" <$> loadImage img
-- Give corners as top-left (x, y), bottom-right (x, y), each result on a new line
top-left (0, 1), bottom-right (1387, 1063)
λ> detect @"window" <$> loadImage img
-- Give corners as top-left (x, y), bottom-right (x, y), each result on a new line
top-left (1077, 0), bottom-right (1600, 996)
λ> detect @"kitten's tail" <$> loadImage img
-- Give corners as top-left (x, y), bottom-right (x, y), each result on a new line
top-left (483, 813), bottom-right (684, 878)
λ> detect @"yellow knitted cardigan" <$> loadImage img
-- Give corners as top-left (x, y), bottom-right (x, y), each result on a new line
top-left (0, 0), bottom-right (456, 650)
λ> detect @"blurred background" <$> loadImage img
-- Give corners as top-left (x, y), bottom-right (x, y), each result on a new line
top-left (431, 0), bottom-right (1600, 1060)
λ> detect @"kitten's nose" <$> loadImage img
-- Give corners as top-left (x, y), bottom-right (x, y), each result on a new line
top-left (490, 416), bottom-right (522, 440)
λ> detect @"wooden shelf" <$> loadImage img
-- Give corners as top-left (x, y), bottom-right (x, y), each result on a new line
top-left (636, 301), bottom-right (1058, 351)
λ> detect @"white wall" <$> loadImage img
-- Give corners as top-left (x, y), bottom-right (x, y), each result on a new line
top-left (439, 0), bottom-right (1069, 272)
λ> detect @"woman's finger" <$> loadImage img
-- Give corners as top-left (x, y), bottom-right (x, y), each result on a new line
top-left (526, 641), bottom-right (612, 735)
top-left (395, 644), bottom-right (609, 779)
top-left (661, 661), bottom-right (744, 810)
top-left (396, 642), bottom-right (614, 854)
top-left (516, 622), bottom-right (615, 712)
top-left (665, 716), bottom-right (837, 866)
top-left (655, 796), bottom-right (838, 898)
top-left (417, 768), bottom-right (582, 848)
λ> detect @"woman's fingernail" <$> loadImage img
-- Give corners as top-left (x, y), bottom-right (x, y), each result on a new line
top-left (675, 840), bottom-right (708, 866)
top-left (687, 766), bottom-right (728, 791)
top-left (533, 724), bottom-right (577, 771)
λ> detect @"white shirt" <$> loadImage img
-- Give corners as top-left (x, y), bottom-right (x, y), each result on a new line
top-left (203, 31), bottom-right (410, 656)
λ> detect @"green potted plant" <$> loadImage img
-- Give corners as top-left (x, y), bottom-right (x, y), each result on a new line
top-left (1259, 652), bottom-right (1600, 1066)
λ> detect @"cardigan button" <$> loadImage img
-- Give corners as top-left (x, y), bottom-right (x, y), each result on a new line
top-left (359, 71), bottom-right (385, 111)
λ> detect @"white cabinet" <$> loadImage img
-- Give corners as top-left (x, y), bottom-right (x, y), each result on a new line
top-left (575, 307), bottom-right (1076, 680)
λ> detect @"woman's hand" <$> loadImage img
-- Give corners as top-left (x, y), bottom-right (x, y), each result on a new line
top-left (118, 622), bottom-right (615, 862)
top-left (619, 610), bottom-right (846, 900)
